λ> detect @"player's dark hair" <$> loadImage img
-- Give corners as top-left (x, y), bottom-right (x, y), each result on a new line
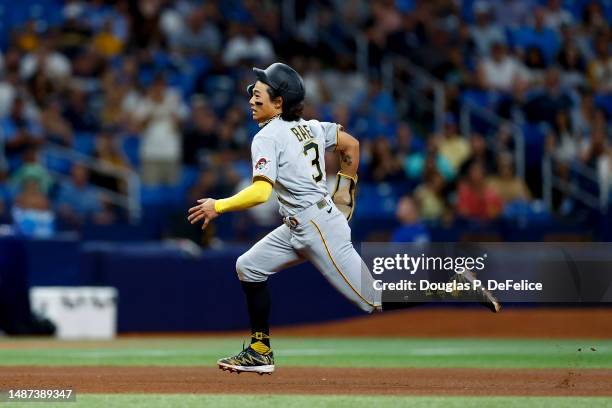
top-left (266, 88), bottom-right (303, 122)
top-left (281, 101), bottom-right (303, 121)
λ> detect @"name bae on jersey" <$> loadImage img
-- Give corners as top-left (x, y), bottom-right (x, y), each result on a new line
top-left (290, 124), bottom-right (315, 142)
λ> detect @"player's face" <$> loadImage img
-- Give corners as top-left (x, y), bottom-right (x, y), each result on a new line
top-left (249, 81), bottom-right (282, 123)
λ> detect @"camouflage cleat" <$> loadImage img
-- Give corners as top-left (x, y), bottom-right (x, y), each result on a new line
top-left (450, 270), bottom-right (502, 313)
top-left (217, 346), bottom-right (275, 375)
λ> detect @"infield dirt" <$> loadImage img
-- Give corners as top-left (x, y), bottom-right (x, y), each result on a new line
top-left (2, 308), bottom-right (611, 396)
top-left (1, 366), bottom-right (611, 396)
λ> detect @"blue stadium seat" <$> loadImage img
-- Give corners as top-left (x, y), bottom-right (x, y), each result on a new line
top-left (0, 5), bottom-right (8, 50)
top-left (233, 160), bottom-right (252, 180)
top-left (121, 135), bottom-right (141, 168)
top-left (43, 154), bottom-right (71, 175)
top-left (563, 0), bottom-right (588, 19)
top-left (460, 89), bottom-right (495, 110)
top-left (138, 69), bottom-right (155, 88)
top-left (74, 132), bottom-right (95, 156)
top-left (203, 75), bottom-right (235, 112)
top-left (355, 183), bottom-right (398, 218)
top-left (165, 166), bottom-right (199, 206)
top-left (521, 122), bottom-right (548, 168)
top-left (461, 89), bottom-right (502, 135)
top-left (594, 93), bottom-right (612, 120)
top-left (395, 0), bottom-right (416, 14)
top-left (604, 0), bottom-right (612, 21)
top-left (509, 27), bottom-right (560, 64)
top-left (460, 0), bottom-right (477, 23)
top-left (570, 161), bottom-right (600, 198)
top-left (140, 185), bottom-right (168, 206)
top-left (187, 55), bottom-right (211, 79)
top-left (152, 51), bottom-right (172, 71)
top-left (502, 200), bottom-right (551, 222)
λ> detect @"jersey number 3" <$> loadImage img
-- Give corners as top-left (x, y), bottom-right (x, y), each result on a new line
top-left (303, 142), bottom-right (323, 182)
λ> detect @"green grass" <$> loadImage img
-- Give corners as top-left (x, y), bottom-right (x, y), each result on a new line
top-left (0, 337), bottom-right (610, 369)
top-left (3, 338), bottom-right (610, 407)
top-left (13, 395), bottom-right (612, 408)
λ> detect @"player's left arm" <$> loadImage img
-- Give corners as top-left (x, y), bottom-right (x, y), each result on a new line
top-left (336, 130), bottom-right (360, 176)
top-left (187, 179), bottom-right (273, 230)
top-left (332, 130), bottom-right (360, 220)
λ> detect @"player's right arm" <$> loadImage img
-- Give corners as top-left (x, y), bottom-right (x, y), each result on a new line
top-left (187, 179), bottom-right (272, 229)
top-left (187, 179), bottom-right (273, 229)
top-left (214, 179), bottom-right (273, 213)
top-left (188, 134), bottom-right (277, 229)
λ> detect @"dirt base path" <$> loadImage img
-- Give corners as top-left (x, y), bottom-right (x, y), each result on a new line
top-left (1, 366), bottom-right (611, 396)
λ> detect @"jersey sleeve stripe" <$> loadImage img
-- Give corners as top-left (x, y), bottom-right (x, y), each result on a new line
top-left (253, 174), bottom-right (275, 185)
top-left (334, 124), bottom-right (343, 152)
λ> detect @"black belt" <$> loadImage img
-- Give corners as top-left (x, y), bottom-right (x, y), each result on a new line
top-left (283, 198), bottom-right (329, 229)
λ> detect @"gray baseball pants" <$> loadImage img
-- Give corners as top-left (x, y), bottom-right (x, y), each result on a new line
top-left (235, 197), bottom-right (381, 313)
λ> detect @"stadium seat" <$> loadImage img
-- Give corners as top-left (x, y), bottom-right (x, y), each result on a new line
top-left (594, 93), bottom-right (612, 120)
top-left (503, 200), bottom-right (550, 222)
top-left (460, 89), bottom-right (495, 110)
top-left (521, 122), bottom-right (548, 168)
top-left (74, 132), bottom-right (96, 156)
top-left (203, 76), bottom-right (236, 112)
top-left (140, 185), bottom-right (168, 206)
top-left (0, 6), bottom-right (8, 50)
top-left (42, 153), bottom-right (72, 175)
top-left (605, 0), bottom-right (612, 21)
top-left (563, 0), bottom-right (588, 19)
top-left (509, 27), bottom-right (560, 64)
top-left (355, 183), bottom-right (398, 218)
top-left (121, 135), bottom-right (141, 168)
top-left (460, 0), bottom-right (477, 23)
top-left (165, 166), bottom-right (199, 207)
top-left (395, 0), bottom-right (416, 14)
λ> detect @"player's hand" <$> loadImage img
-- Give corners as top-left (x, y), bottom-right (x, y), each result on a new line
top-left (187, 198), bottom-right (219, 230)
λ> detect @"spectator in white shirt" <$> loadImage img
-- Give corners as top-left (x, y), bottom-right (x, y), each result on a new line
top-left (541, 0), bottom-right (574, 32)
top-left (19, 39), bottom-right (71, 81)
top-left (470, 2), bottom-right (506, 56)
top-left (477, 42), bottom-right (527, 93)
top-left (130, 74), bottom-right (188, 186)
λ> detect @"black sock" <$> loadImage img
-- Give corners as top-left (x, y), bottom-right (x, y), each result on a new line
top-left (240, 281), bottom-right (271, 347)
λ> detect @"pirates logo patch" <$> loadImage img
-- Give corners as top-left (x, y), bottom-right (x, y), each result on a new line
top-left (254, 157), bottom-right (270, 171)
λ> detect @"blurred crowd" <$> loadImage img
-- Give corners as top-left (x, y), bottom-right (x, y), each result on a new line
top-left (0, 0), bottom-right (609, 243)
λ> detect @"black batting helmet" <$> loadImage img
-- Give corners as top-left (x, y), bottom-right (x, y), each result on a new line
top-left (247, 62), bottom-right (305, 106)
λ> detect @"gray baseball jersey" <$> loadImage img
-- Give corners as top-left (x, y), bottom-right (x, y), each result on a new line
top-left (237, 117), bottom-right (381, 313)
top-left (251, 117), bottom-right (339, 217)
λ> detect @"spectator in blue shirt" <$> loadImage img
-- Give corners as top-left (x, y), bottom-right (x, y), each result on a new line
top-left (523, 68), bottom-right (573, 125)
top-left (0, 97), bottom-right (43, 170)
top-left (56, 163), bottom-right (112, 226)
top-left (391, 195), bottom-right (431, 243)
top-left (512, 8), bottom-right (560, 64)
top-left (404, 136), bottom-right (455, 182)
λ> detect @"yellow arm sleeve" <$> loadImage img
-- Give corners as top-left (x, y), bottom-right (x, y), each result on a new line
top-left (214, 179), bottom-right (273, 214)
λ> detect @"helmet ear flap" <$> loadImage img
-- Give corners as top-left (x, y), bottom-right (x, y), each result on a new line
top-left (246, 83), bottom-right (254, 96)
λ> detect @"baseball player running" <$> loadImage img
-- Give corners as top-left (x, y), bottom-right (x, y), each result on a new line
top-left (188, 63), bottom-right (500, 375)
